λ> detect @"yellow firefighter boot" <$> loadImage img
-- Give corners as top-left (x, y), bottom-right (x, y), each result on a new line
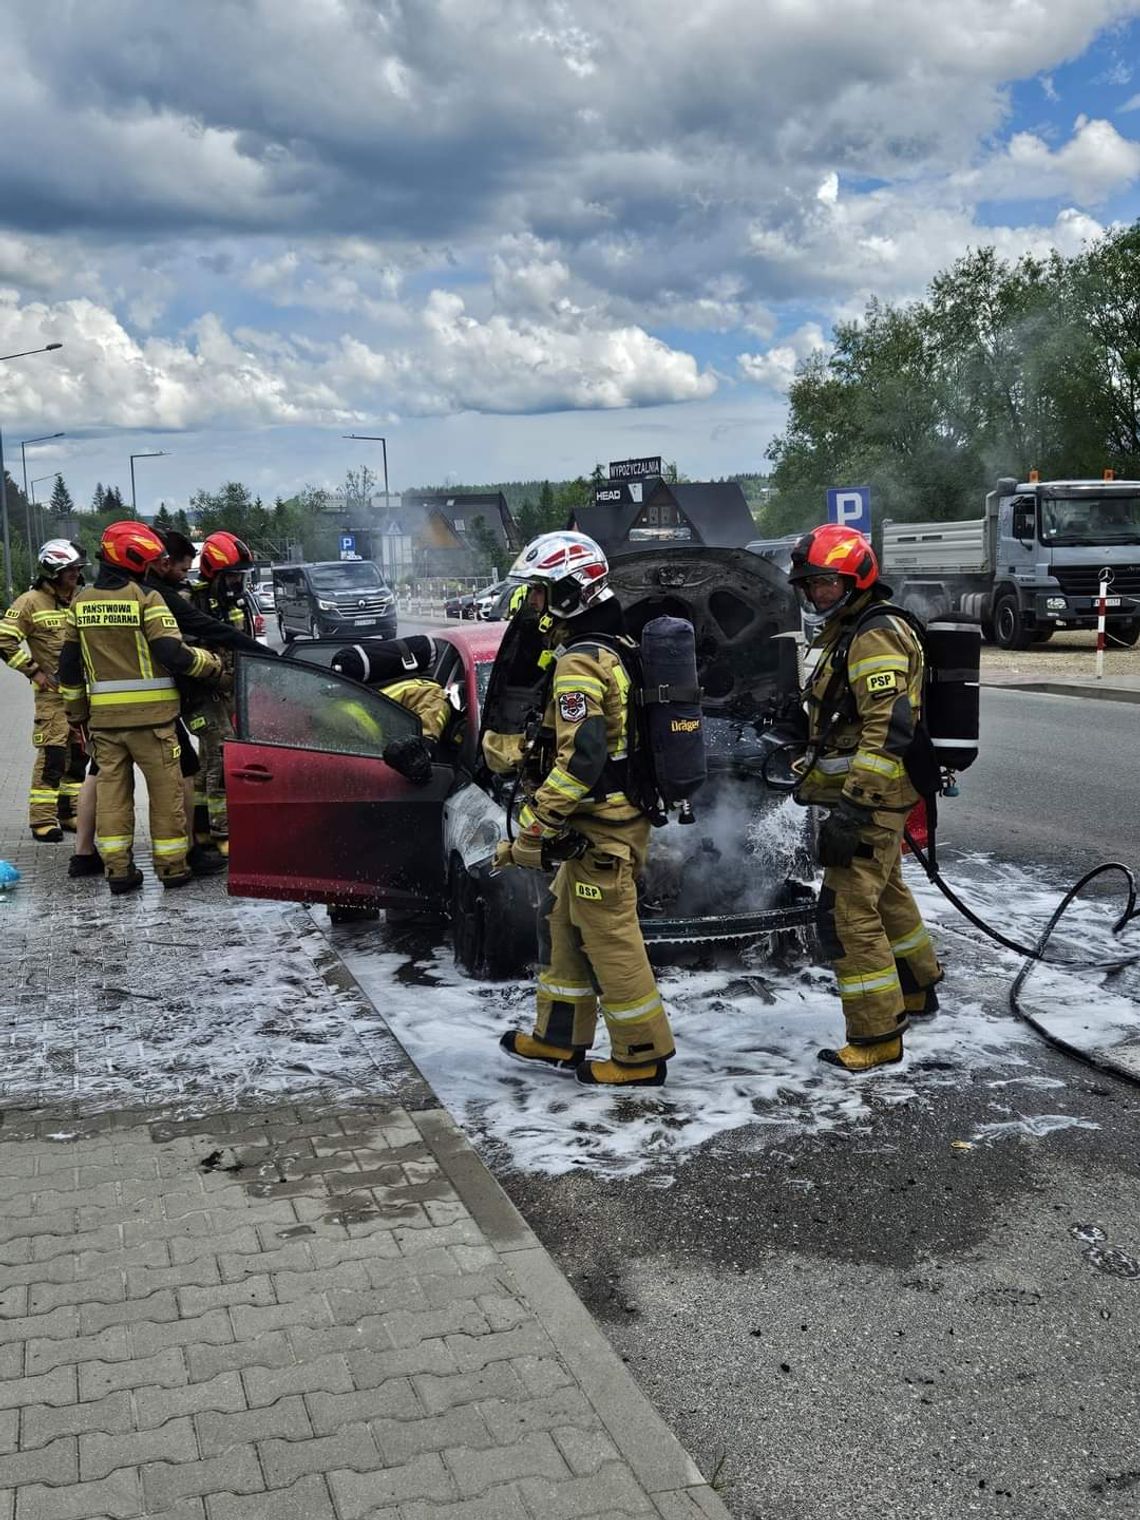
top-left (499, 1030), bottom-right (586, 1074)
top-left (576, 1058), bottom-right (668, 1088)
top-left (818, 1038), bottom-right (903, 1073)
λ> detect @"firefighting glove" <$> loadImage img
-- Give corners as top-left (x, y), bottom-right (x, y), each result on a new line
top-left (492, 833), bottom-right (546, 871)
top-left (816, 798), bottom-right (874, 869)
top-left (383, 736), bottom-right (434, 787)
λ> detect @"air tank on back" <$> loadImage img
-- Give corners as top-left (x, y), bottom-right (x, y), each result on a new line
top-left (924, 617), bottom-right (981, 773)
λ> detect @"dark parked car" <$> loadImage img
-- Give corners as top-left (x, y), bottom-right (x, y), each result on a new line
top-left (226, 547), bottom-right (815, 977)
top-left (444, 591), bottom-right (477, 620)
top-left (273, 560), bottom-right (397, 643)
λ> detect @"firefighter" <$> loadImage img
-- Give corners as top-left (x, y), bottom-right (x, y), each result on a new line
top-left (148, 529), bottom-right (268, 869)
top-left (0, 540), bottom-right (90, 841)
top-left (330, 637), bottom-right (455, 782)
top-left (489, 531), bottom-right (675, 1088)
top-left (788, 524), bottom-right (943, 1073)
top-left (58, 522), bottom-right (223, 894)
top-left (186, 531), bottom-right (255, 855)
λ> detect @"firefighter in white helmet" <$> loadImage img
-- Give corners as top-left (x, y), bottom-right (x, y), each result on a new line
top-left (0, 540), bottom-right (90, 841)
top-left (488, 531), bottom-right (675, 1087)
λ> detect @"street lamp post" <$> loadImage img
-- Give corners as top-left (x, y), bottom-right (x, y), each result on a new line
top-left (20, 432), bottom-right (65, 553)
top-left (129, 451), bottom-right (169, 517)
top-left (0, 342), bottom-right (63, 604)
top-left (343, 434), bottom-right (389, 576)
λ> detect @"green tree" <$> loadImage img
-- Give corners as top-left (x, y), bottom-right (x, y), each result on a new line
top-left (467, 516), bottom-right (503, 578)
top-left (154, 503), bottom-right (175, 534)
top-left (49, 475), bottom-right (75, 518)
top-left (90, 482), bottom-right (105, 513)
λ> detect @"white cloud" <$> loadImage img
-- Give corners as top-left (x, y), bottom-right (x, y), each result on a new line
top-left (1121, 92), bottom-right (1140, 111)
top-left (0, 280), bottom-right (715, 433)
top-left (958, 116), bottom-right (1140, 203)
top-left (738, 323), bottom-right (831, 392)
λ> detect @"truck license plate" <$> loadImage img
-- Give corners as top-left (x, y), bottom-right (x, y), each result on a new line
top-left (1104, 597), bottom-right (1122, 607)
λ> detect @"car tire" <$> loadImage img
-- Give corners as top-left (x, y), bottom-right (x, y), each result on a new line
top-left (1113, 620), bottom-right (1140, 647)
top-left (327, 904), bottom-right (380, 924)
top-left (1032, 627), bottom-right (1054, 644)
top-left (449, 855), bottom-right (533, 979)
top-left (278, 616), bottom-right (296, 645)
top-left (994, 593), bottom-right (1031, 650)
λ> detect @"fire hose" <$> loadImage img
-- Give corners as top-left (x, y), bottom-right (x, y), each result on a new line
top-left (903, 832), bottom-right (1140, 1086)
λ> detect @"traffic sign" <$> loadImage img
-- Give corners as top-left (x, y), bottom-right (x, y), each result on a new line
top-left (339, 532), bottom-right (358, 561)
top-left (826, 486), bottom-right (871, 534)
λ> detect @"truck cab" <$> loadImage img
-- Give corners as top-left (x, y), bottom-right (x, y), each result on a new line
top-left (881, 477), bottom-right (1140, 649)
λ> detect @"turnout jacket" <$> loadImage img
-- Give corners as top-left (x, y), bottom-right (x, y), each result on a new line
top-left (147, 572), bottom-right (264, 711)
top-left (0, 584), bottom-right (71, 682)
top-left (795, 592), bottom-right (924, 813)
top-left (59, 565), bottom-right (223, 729)
top-left (517, 606), bottom-right (640, 839)
top-left (379, 678), bottom-right (451, 742)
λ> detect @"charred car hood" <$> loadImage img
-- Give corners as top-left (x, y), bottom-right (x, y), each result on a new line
top-left (606, 546), bottom-right (800, 716)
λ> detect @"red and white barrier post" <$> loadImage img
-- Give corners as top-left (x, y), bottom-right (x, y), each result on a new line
top-left (1095, 566), bottom-right (1112, 680)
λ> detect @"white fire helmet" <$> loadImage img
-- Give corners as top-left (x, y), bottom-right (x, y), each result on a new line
top-left (36, 539), bottom-right (86, 580)
top-left (508, 531), bottom-right (611, 619)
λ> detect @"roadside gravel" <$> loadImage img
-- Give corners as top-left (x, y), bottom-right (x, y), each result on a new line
top-left (982, 629), bottom-right (1139, 679)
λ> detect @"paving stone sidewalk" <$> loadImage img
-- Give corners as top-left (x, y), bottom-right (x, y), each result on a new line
top-left (0, 676), bottom-right (728, 1518)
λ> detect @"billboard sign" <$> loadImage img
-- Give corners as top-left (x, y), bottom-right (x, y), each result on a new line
top-left (609, 457), bottom-right (662, 481)
top-left (826, 486), bottom-right (871, 535)
top-left (594, 480), bottom-right (646, 506)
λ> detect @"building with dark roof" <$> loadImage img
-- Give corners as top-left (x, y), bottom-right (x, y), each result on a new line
top-left (398, 491), bottom-right (521, 578)
top-left (571, 479), bottom-right (757, 554)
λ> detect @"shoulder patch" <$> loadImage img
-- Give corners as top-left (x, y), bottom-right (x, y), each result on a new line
top-left (575, 881), bottom-right (603, 901)
top-left (865, 670), bottom-right (899, 696)
top-left (558, 691), bottom-right (588, 723)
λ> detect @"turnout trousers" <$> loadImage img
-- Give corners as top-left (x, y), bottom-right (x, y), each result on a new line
top-left (29, 689), bottom-right (86, 828)
top-left (189, 695), bottom-right (233, 842)
top-left (532, 816), bottom-right (675, 1064)
top-left (816, 811), bottom-right (942, 1045)
top-left (91, 723), bottom-right (189, 882)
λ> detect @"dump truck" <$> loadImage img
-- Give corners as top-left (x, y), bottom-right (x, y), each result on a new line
top-left (880, 476), bottom-right (1140, 648)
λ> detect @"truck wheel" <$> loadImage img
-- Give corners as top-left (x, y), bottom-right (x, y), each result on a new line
top-left (1113, 621), bottom-right (1140, 648)
top-left (1032, 627), bottom-right (1054, 644)
top-left (449, 856), bottom-right (534, 979)
top-left (994, 594), bottom-right (1031, 651)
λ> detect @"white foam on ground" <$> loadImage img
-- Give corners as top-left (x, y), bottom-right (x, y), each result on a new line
top-left (333, 848), bottom-right (1140, 1178)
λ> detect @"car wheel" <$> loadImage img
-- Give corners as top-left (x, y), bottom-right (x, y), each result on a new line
top-left (278, 616), bottom-right (296, 645)
top-left (327, 904), bottom-right (380, 924)
top-left (994, 594), bottom-right (1031, 650)
top-left (1032, 627), bottom-right (1054, 644)
top-left (1112, 619), bottom-right (1140, 647)
top-left (449, 855), bottom-right (533, 979)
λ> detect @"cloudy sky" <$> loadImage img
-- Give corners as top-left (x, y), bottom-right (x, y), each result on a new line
top-left (2, 0), bottom-right (1140, 514)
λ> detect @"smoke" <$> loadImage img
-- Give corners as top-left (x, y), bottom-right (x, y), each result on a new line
top-left (641, 777), bottom-right (814, 918)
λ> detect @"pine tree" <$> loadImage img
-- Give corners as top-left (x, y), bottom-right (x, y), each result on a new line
top-left (91, 482), bottom-right (105, 512)
top-left (154, 503), bottom-right (175, 533)
top-left (173, 509), bottom-right (192, 536)
top-left (50, 475), bottom-right (75, 517)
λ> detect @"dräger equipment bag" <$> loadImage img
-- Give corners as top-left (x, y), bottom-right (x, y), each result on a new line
top-left (636, 615), bottom-right (707, 823)
top-left (568, 615), bottom-right (708, 826)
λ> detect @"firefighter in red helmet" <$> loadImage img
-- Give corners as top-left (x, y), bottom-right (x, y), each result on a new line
top-left (788, 525), bottom-right (942, 1073)
top-left (57, 522), bottom-right (223, 893)
top-left (185, 530), bottom-right (256, 855)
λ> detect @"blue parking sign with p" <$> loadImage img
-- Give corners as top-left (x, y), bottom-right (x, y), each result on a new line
top-left (340, 533), bottom-right (356, 554)
top-left (826, 486), bottom-right (871, 535)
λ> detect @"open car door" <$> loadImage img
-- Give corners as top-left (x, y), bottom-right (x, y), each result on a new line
top-left (225, 653), bottom-right (454, 910)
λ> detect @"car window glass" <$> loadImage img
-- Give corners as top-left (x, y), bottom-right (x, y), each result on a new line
top-left (238, 655), bottom-right (419, 756)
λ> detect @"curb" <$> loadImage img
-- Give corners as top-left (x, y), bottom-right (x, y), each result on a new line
top-left (310, 910), bottom-right (731, 1520)
top-left (981, 679), bottom-right (1140, 705)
